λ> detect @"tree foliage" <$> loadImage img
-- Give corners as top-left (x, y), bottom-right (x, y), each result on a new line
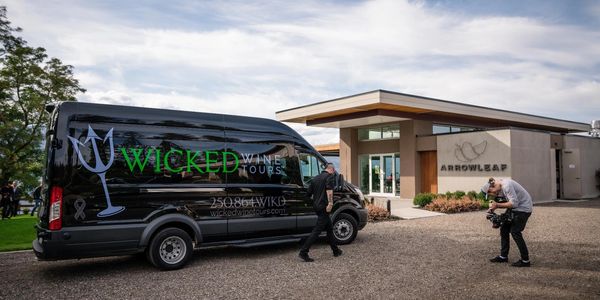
top-left (0, 6), bottom-right (85, 190)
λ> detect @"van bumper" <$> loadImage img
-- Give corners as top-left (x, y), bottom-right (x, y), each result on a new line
top-left (33, 224), bottom-right (145, 260)
top-left (32, 230), bottom-right (68, 260)
top-left (32, 238), bottom-right (47, 260)
top-left (357, 208), bottom-right (368, 230)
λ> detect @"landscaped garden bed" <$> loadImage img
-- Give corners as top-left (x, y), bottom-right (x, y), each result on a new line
top-left (413, 190), bottom-right (489, 213)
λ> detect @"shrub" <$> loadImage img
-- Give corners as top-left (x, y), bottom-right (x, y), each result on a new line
top-left (424, 196), bottom-right (482, 213)
top-left (366, 204), bottom-right (390, 222)
top-left (453, 190), bottom-right (466, 199)
top-left (479, 200), bottom-right (489, 209)
top-left (445, 191), bottom-right (454, 199)
top-left (21, 208), bottom-right (30, 215)
top-left (466, 190), bottom-right (478, 200)
top-left (413, 193), bottom-right (436, 207)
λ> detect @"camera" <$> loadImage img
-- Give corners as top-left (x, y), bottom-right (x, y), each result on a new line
top-left (487, 195), bottom-right (507, 203)
top-left (486, 211), bottom-right (512, 229)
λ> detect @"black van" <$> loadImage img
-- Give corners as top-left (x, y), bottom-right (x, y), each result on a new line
top-left (33, 102), bottom-right (367, 269)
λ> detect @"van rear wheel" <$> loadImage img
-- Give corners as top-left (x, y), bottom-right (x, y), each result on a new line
top-left (332, 213), bottom-right (358, 245)
top-left (147, 228), bottom-right (193, 270)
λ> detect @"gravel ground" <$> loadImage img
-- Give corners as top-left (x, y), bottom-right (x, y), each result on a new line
top-left (0, 199), bottom-right (599, 300)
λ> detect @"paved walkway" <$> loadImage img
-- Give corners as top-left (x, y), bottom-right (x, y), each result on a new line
top-left (376, 197), bottom-right (594, 220)
top-left (369, 197), bottom-right (446, 219)
top-left (390, 198), bottom-right (446, 219)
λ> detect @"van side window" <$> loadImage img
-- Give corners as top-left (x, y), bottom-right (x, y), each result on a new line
top-left (67, 125), bottom-right (226, 185)
top-left (225, 143), bottom-right (300, 185)
top-left (299, 153), bottom-right (323, 185)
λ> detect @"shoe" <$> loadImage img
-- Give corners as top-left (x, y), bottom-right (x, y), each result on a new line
top-left (511, 260), bottom-right (531, 267)
top-left (489, 256), bottom-right (508, 263)
top-left (298, 252), bottom-right (314, 262)
top-left (333, 249), bottom-right (343, 257)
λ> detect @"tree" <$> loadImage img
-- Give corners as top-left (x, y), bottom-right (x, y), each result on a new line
top-left (0, 6), bottom-right (85, 190)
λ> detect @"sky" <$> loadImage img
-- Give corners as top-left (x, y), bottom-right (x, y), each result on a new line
top-left (3, 0), bottom-right (600, 145)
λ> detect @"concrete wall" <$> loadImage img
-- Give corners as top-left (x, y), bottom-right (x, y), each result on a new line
top-left (564, 135), bottom-right (600, 198)
top-left (357, 139), bottom-right (399, 155)
top-left (510, 129), bottom-right (553, 202)
top-left (437, 130), bottom-right (512, 194)
top-left (399, 120), bottom-right (432, 199)
top-left (417, 135), bottom-right (437, 151)
top-left (339, 128), bottom-right (359, 185)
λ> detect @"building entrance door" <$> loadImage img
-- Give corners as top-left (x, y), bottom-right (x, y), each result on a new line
top-left (420, 151), bottom-right (438, 194)
top-left (369, 153), bottom-right (399, 196)
top-left (561, 149), bottom-right (582, 199)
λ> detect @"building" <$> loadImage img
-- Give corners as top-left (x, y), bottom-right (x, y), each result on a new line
top-left (277, 90), bottom-right (600, 201)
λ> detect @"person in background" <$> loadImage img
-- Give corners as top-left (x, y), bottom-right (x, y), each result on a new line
top-left (1, 181), bottom-right (14, 219)
top-left (31, 184), bottom-right (42, 216)
top-left (10, 181), bottom-right (22, 217)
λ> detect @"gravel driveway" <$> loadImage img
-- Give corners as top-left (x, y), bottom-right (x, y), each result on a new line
top-left (0, 199), bottom-right (599, 299)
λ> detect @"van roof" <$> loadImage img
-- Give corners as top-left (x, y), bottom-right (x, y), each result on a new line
top-left (53, 101), bottom-right (311, 146)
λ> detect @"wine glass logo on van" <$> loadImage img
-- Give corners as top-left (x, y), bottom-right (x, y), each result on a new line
top-left (68, 125), bottom-right (125, 217)
top-left (454, 141), bottom-right (487, 162)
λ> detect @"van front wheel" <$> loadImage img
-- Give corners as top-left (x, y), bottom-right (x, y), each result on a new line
top-left (147, 228), bottom-right (193, 270)
top-left (332, 213), bottom-right (358, 245)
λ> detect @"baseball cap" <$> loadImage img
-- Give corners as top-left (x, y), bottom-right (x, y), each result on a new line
top-left (480, 177), bottom-right (495, 196)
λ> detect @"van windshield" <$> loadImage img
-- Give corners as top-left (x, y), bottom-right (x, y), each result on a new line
top-left (299, 153), bottom-right (325, 185)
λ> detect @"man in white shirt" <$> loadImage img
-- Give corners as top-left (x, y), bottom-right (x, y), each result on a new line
top-left (482, 177), bottom-right (533, 267)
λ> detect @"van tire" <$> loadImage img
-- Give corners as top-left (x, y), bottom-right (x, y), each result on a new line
top-left (147, 228), bottom-right (193, 270)
top-left (332, 213), bottom-right (358, 245)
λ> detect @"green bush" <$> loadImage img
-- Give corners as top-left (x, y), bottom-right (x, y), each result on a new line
top-left (478, 191), bottom-right (487, 201)
top-left (479, 200), bottom-right (489, 209)
top-left (21, 208), bottom-right (30, 215)
top-left (413, 193), bottom-right (436, 207)
top-left (453, 190), bottom-right (466, 199)
top-left (445, 191), bottom-right (453, 199)
top-left (466, 190), bottom-right (478, 200)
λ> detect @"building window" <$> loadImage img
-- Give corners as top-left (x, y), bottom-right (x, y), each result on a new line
top-left (358, 125), bottom-right (400, 141)
top-left (433, 124), bottom-right (479, 135)
top-left (299, 152), bottom-right (324, 185)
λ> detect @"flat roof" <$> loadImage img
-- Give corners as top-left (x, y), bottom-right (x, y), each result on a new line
top-left (276, 90), bottom-right (590, 133)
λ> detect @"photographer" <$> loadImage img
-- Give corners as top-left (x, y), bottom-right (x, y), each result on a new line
top-left (482, 178), bottom-right (533, 267)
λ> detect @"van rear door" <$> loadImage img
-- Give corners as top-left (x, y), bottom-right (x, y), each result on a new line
top-left (37, 104), bottom-right (61, 227)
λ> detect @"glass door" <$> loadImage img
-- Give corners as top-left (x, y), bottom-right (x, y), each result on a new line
top-left (383, 155), bottom-right (393, 194)
top-left (368, 153), bottom-right (399, 196)
top-left (395, 156), bottom-right (400, 196)
top-left (370, 156), bottom-right (381, 194)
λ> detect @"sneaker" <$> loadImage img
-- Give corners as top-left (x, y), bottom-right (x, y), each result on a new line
top-left (489, 256), bottom-right (508, 263)
top-left (333, 249), bottom-right (343, 257)
top-left (298, 252), bottom-right (314, 262)
top-left (511, 260), bottom-right (531, 267)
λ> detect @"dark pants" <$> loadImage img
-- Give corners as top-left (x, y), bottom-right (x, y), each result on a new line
top-left (300, 211), bottom-right (339, 254)
top-left (9, 201), bottom-right (19, 217)
top-left (1, 201), bottom-right (10, 219)
top-left (500, 211), bottom-right (531, 261)
top-left (31, 198), bottom-right (41, 215)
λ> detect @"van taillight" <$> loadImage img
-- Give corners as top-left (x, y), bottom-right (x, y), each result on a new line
top-left (49, 186), bottom-right (63, 230)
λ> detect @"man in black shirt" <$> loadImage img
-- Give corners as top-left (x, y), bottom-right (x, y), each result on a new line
top-left (1, 181), bottom-right (14, 219)
top-left (299, 163), bottom-right (342, 262)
